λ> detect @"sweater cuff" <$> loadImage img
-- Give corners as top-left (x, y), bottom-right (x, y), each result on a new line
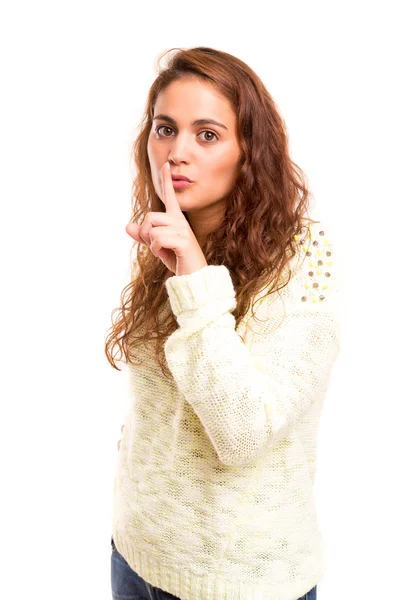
top-left (165, 265), bottom-right (236, 317)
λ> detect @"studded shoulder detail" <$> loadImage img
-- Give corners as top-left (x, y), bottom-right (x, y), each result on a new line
top-left (293, 222), bottom-right (334, 304)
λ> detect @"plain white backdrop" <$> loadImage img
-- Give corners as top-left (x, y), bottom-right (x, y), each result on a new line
top-left (1, 1), bottom-right (399, 598)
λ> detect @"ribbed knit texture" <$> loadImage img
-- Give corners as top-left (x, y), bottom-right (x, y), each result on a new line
top-left (111, 219), bottom-right (342, 600)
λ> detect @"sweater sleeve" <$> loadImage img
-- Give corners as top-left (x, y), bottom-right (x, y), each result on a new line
top-left (164, 229), bottom-right (342, 467)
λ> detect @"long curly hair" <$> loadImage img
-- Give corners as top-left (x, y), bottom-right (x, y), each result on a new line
top-left (104, 46), bottom-right (318, 379)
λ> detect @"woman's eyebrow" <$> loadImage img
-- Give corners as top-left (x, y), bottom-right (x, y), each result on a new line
top-left (153, 114), bottom-right (228, 131)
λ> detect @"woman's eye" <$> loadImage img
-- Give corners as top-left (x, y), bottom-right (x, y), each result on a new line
top-left (200, 130), bottom-right (218, 142)
top-left (155, 125), bottom-right (217, 143)
top-left (155, 125), bottom-right (174, 137)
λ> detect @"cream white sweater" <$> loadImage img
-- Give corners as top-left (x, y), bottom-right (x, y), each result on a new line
top-left (111, 219), bottom-right (342, 600)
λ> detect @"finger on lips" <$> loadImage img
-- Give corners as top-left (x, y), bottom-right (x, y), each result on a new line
top-left (162, 161), bottom-right (182, 216)
top-left (126, 161), bottom-right (183, 255)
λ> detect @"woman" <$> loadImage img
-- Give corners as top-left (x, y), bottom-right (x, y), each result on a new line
top-left (105, 46), bottom-right (341, 600)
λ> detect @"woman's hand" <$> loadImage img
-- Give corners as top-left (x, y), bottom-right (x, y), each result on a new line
top-left (125, 162), bottom-right (208, 277)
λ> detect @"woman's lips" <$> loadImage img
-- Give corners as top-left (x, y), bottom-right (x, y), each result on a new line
top-left (172, 180), bottom-right (193, 189)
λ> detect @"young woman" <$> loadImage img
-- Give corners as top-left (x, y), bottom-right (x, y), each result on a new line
top-left (105, 46), bottom-right (341, 600)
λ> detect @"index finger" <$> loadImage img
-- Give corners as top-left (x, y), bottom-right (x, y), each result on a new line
top-left (162, 162), bottom-right (182, 215)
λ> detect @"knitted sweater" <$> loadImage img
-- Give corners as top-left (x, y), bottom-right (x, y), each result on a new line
top-left (111, 219), bottom-right (342, 600)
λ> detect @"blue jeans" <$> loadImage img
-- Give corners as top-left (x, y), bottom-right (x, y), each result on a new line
top-left (111, 537), bottom-right (317, 600)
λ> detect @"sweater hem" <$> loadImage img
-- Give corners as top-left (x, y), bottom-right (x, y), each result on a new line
top-left (112, 532), bottom-right (328, 600)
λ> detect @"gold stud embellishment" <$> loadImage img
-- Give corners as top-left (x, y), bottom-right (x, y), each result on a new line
top-left (299, 225), bottom-right (332, 302)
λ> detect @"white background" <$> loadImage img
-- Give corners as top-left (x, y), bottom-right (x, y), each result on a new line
top-left (1, 1), bottom-right (399, 598)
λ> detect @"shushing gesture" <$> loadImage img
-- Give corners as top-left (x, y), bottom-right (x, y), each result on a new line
top-left (125, 162), bottom-right (208, 277)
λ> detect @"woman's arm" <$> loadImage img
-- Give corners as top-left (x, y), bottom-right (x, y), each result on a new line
top-left (164, 230), bottom-right (342, 467)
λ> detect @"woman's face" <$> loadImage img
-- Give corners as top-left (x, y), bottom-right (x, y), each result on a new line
top-left (147, 78), bottom-right (241, 221)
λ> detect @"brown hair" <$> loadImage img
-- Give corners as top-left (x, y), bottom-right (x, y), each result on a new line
top-left (104, 46), bottom-right (318, 379)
